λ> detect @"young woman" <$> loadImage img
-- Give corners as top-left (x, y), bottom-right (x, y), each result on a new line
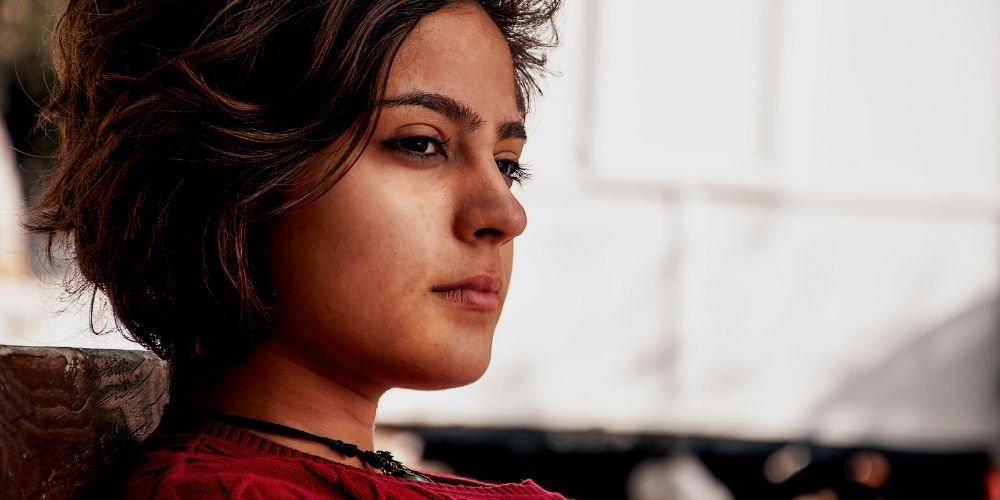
top-left (28, 0), bottom-right (563, 497)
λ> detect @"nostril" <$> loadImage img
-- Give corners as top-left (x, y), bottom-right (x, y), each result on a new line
top-left (474, 227), bottom-right (504, 240)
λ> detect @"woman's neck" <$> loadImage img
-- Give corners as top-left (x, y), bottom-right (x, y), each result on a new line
top-left (181, 340), bottom-right (385, 465)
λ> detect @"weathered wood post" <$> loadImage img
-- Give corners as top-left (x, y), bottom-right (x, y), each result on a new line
top-left (0, 345), bottom-right (169, 499)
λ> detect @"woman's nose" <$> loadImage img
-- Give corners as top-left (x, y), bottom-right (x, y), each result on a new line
top-left (453, 158), bottom-right (527, 246)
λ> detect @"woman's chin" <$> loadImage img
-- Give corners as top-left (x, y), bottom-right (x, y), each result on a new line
top-left (398, 354), bottom-right (493, 391)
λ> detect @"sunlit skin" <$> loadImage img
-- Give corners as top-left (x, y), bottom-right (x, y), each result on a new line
top-left (189, 2), bottom-right (527, 469)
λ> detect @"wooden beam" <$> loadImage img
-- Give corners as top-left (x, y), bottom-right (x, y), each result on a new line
top-left (0, 345), bottom-right (169, 499)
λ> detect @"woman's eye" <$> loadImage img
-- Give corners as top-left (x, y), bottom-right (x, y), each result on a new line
top-left (394, 136), bottom-right (444, 157)
top-left (497, 159), bottom-right (530, 184)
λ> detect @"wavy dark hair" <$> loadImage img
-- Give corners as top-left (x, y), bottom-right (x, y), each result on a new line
top-left (26, 0), bottom-right (560, 367)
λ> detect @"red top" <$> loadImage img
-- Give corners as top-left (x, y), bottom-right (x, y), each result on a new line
top-left (122, 416), bottom-right (566, 499)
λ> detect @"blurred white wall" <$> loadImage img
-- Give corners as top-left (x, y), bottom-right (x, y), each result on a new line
top-left (380, 0), bottom-right (1000, 453)
top-left (0, 126), bottom-right (26, 279)
top-left (0, 122), bottom-right (130, 349)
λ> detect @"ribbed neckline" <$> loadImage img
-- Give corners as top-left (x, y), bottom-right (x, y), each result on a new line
top-left (157, 405), bottom-right (559, 495)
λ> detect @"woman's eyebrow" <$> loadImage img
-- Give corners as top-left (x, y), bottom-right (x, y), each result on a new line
top-left (498, 120), bottom-right (527, 141)
top-left (381, 90), bottom-right (526, 141)
top-left (383, 91), bottom-right (484, 130)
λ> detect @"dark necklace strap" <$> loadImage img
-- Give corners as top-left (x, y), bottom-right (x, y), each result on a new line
top-left (203, 409), bottom-right (434, 482)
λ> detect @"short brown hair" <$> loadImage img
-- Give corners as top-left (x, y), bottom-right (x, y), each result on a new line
top-left (27, 0), bottom-right (560, 365)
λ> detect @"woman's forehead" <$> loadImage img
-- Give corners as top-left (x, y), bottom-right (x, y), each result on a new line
top-left (386, 3), bottom-right (518, 121)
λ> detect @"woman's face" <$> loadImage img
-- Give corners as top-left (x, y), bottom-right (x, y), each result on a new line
top-left (264, 3), bottom-right (527, 393)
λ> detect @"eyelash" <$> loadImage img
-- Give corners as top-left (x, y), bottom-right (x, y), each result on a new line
top-left (497, 159), bottom-right (531, 184)
top-left (386, 135), bottom-right (531, 185)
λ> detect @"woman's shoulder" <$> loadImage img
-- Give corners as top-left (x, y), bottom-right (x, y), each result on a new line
top-left (121, 419), bottom-right (567, 499)
top-left (120, 423), bottom-right (348, 499)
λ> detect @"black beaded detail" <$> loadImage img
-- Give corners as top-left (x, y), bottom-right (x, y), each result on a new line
top-left (204, 410), bottom-right (434, 482)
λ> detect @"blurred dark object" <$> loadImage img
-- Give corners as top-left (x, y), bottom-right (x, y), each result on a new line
top-left (408, 426), bottom-right (660, 499)
top-left (0, 345), bottom-right (169, 500)
top-left (404, 427), bottom-right (993, 500)
top-left (699, 440), bottom-right (990, 500)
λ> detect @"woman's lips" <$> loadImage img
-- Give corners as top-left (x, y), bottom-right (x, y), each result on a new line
top-left (432, 274), bottom-right (501, 310)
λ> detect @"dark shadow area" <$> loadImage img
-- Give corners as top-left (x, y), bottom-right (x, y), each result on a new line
top-left (402, 426), bottom-right (993, 500)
